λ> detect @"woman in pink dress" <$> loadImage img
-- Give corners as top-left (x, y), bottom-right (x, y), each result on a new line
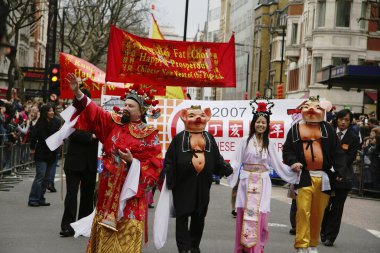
top-left (228, 98), bottom-right (298, 253)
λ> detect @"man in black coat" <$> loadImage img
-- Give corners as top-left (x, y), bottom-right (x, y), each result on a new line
top-left (321, 109), bottom-right (360, 247)
top-left (60, 90), bottom-right (98, 237)
top-left (165, 106), bottom-right (232, 253)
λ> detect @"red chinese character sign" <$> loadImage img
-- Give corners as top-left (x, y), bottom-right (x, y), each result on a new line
top-left (106, 26), bottom-right (236, 88)
top-left (269, 121), bottom-right (285, 138)
top-left (208, 120), bottom-right (223, 137)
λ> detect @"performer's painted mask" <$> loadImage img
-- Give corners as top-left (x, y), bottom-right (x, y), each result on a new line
top-left (180, 105), bottom-right (211, 133)
top-left (300, 97), bottom-right (332, 123)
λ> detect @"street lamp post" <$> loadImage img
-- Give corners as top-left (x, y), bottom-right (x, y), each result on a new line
top-left (60, 8), bottom-right (66, 52)
top-left (245, 52), bottom-right (249, 94)
top-left (183, 0), bottom-right (189, 41)
top-left (235, 44), bottom-right (250, 98)
top-left (279, 13), bottom-right (287, 85)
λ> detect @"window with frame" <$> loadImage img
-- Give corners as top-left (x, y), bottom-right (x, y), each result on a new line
top-left (313, 57), bottom-right (322, 82)
top-left (317, 0), bottom-right (326, 27)
top-left (360, 2), bottom-right (367, 29)
top-left (291, 23), bottom-right (298, 44)
top-left (332, 57), bottom-right (349, 66)
top-left (336, 0), bottom-right (351, 27)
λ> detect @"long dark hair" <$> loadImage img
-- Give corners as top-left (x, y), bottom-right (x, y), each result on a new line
top-left (36, 104), bottom-right (55, 125)
top-left (246, 113), bottom-right (270, 150)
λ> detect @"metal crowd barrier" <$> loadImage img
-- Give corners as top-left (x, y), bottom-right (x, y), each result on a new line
top-left (0, 142), bottom-right (35, 191)
top-left (351, 152), bottom-right (380, 199)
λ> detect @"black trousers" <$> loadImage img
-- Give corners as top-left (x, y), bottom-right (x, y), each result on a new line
top-left (176, 212), bottom-right (205, 252)
top-left (321, 188), bottom-right (350, 242)
top-left (60, 169), bottom-right (96, 232)
top-left (290, 199), bottom-right (297, 228)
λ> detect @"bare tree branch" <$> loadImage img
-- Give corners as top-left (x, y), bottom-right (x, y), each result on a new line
top-left (62, 0), bottom-right (152, 68)
top-left (5, 0), bottom-right (47, 99)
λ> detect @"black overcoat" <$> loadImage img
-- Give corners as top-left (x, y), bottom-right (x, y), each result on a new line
top-left (282, 121), bottom-right (349, 193)
top-left (164, 130), bottom-right (232, 217)
top-left (63, 129), bottom-right (98, 172)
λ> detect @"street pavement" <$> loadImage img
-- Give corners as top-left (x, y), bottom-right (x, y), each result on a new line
top-left (0, 166), bottom-right (379, 253)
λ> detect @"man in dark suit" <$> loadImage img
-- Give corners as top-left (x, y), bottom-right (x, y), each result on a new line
top-left (60, 89), bottom-right (98, 237)
top-left (321, 109), bottom-right (360, 246)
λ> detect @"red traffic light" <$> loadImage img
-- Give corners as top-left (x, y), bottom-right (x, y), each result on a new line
top-left (49, 64), bottom-right (60, 83)
top-left (51, 68), bottom-right (59, 75)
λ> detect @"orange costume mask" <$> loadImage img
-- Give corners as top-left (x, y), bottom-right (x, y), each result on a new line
top-left (300, 97), bottom-right (332, 123)
top-left (180, 106), bottom-right (211, 133)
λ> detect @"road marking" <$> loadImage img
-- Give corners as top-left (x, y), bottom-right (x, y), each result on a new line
top-left (220, 182), bottom-right (229, 187)
top-left (268, 223), bottom-right (289, 228)
top-left (367, 229), bottom-right (380, 239)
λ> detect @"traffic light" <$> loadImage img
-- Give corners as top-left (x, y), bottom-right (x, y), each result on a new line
top-left (49, 63), bottom-right (60, 96)
top-left (277, 84), bottom-right (284, 99)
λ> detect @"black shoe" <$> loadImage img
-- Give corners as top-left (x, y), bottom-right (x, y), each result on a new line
top-left (60, 229), bottom-right (74, 237)
top-left (289, 227), bottom-right (296, 235)
top-left (148, 204), bottom-right (154, 208)
top-left (320, 234), bottom-right (326, 243)
top-left (190, 248), bottom-right (201, 253)
top-left (39, 202), bottom-right (51, 206)
top-left (231, 210), bottom-right (237, 218)
top-left (48, 185), bottom-right (57, 192)
top-left (28, 202), bottom-right (39, 207)
top-left (324, 239), bottom-right (334, 247)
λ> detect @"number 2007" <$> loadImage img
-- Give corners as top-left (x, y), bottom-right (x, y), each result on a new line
top-left (212, 107), bottom-right (247, 118)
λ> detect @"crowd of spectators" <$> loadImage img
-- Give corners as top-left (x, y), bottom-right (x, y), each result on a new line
top-left (0, 89), bottom-right (67, 172)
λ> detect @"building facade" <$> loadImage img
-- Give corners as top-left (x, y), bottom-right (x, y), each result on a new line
top-left (0, 1), bottom-right (49, 96)
top-left (285, 0), bottom-right (380, 113)
top-left (252, 0), bottom-right (288, 98)
top-left (222, 0), bottom-right (258, 100)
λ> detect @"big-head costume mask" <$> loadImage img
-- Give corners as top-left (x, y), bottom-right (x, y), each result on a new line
top-left (300, 96), bottom-right (332, 123)
top-left (180, 105), bottom-right (211, 133)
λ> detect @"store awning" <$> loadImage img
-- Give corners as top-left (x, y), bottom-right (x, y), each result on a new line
top-left (316, 65), bottom-right (380, 90)
top-left (367, 91), bottom-right (378, 102)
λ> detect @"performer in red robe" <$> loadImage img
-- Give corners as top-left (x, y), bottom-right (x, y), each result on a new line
top-left (67, 73), bottom-right (162, 253)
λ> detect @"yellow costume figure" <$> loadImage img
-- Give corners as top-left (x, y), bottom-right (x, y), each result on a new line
top-left (282, 97), bottom-right (349, 253)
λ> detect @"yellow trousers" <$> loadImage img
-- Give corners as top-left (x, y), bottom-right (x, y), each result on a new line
top-left (295, 176), bottom-right (330, 249)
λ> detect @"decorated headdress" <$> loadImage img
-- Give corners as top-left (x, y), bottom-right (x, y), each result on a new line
top-left (249, 96), bottom-right (275, 118)
top-left (116, 84), bottom-right (161, 119)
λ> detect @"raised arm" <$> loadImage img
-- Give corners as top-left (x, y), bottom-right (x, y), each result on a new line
top-left (66, 73), bottom-right (112, 143)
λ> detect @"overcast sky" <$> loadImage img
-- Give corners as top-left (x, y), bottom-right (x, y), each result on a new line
top-left (152, 0), bottom-right (208, 38)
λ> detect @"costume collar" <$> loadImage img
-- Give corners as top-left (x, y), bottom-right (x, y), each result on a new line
top-left (182, 131), bottom-right (211, 153)
top-left (292, 121), bottom-right (328, 143)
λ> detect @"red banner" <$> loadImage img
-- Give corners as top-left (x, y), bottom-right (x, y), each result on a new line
top-left (59, 53), bottom-right (166, 99)
top-left (60, 53), bottom-right (106, 99)
top-left (106, 26), bottom-right (236, 88)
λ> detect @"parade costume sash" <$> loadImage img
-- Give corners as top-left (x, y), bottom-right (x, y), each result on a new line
top-left (241, 164), bottom-right (265, 248)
